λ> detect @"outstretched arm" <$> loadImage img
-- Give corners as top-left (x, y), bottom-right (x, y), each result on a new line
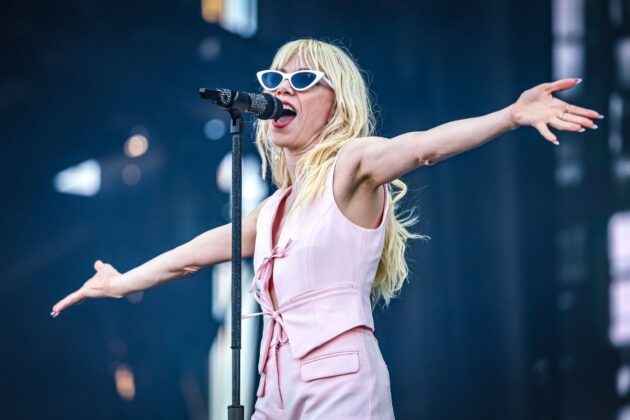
top-left (356, 78), bottom-right (602, 188)
top-left (51, 196), bottom-right (269, 316)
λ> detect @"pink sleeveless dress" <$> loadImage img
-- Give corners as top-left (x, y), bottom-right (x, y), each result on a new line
top-left (244, 151), bottom-right (395, 419)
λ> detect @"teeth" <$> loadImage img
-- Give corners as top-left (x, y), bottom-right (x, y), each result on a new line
top-left (282, 103), bottom-right (296, 112)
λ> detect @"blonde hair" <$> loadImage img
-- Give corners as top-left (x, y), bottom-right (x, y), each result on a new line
top-left (255, 38), bottom-right (428, 306)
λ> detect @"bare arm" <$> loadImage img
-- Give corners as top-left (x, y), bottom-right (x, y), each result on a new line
top-left (110, 206), bottom-right (262, 295)
top-left (355, 78), bottom-right (602, 188)
top-left (51, 196), bottom-right (269, 316)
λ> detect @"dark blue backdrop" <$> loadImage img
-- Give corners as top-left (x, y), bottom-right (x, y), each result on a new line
top-left (0, 0), bottom-right (616, 419)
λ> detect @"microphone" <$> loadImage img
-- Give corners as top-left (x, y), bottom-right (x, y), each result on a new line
top-left (199, 88), bottom-right (296, 120)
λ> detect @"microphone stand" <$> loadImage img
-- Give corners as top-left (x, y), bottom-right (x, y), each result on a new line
top-left (227, 109), bottom-right (245, 420)
top-left (200, 87), bottom-right (245, 419)
top-left (200, 87), bottom-right (288, 419)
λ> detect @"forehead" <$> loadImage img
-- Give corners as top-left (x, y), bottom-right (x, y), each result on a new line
top-left (274, 52), bottom-right (319, 72)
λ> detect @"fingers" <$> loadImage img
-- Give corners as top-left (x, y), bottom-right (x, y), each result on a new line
top-left (557, 111), bottom-right (598, 129)
top-left (562, 103), bottom-right (601, 120)
top-left (549, 117), bottom-right (584, 132)
top-left (534, 122), bottom-right (558, 144)
top-left (546, 78), bottom-right (582, 93)
top-left (51, 290), bottom-right (85, 317)
top-left (529, 79), bottom-right (603, 145)
top-left (536, 114), bottom-right (593, 146)
top-left (52, 260), bottom-right (111, 318)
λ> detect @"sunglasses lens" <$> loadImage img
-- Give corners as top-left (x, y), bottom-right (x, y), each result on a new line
top-left (291, 72), bottom-right (318, 90)
top-left (260, 71), bottom-right (283, 89)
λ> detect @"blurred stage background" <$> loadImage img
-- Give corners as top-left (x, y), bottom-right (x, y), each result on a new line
top-left (1, 0), bottom-right (628, 419)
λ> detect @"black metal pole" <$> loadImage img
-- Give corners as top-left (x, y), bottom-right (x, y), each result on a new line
top-left (227, 113), bottom-right (244, 420)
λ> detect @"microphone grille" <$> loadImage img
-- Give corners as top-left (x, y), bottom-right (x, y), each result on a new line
top-left (249, 94), bottom-right (270, 118)
top-left (218, 88), bottom-right (233, 106)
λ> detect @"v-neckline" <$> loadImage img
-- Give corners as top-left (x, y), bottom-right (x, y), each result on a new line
top-left (270, 186), bottom-right (293, 251)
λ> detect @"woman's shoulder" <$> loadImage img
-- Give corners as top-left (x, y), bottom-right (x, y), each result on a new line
top-left (329, 138), bottom-right (389, 230)
top-left (333, 137), bottom-right (383, 174)
top-left (331, 139), bottom-right (365, 187)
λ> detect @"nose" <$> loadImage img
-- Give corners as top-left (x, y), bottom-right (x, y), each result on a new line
top-left (275, 78), bottom-right (294, 96)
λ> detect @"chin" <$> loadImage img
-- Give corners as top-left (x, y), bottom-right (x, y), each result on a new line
top-left (269, 133), bottom-right (294, 148)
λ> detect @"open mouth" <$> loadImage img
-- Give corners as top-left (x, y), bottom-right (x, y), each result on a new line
top-left (272, 103), bottom-right (297, 128)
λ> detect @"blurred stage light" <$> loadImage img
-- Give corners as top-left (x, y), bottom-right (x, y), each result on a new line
top-left (553, 43), bottom-right (584, 94)
top-left (609, 93), bottom-right (624, 155)
top-left (125, 134), bottom-right (149, 158)
top-left (609, 211), bottom-right (630, 275)
top-left (552, 0), bottom-right (585, 98)
top-left (53, 159), bottom-right (101, 197)
top-left (552, 0), bottom-right (585, 38)
top-left (615, 157), bottom-right (630, 181)
top-left (616, 38), bottom-right (630, 90)
top-left (618, 365), bottom-right (630, 397)
top-left (122, 164), bottom-right (142, 186)
top-left (202, 0), bottom-right (257, 38)
top-left (610, 281), bottom-right (630, 346)
top-left (201, 0), bottom-right (222, 22)
top-left (204, 118), bottom-right (227, 140)
top-left (608, 211), bottom-right (630, 347)
top-left (198, 36), bottom-right (222, 62)
top-left (620, 405), bottom-right (630, 420)
top-left (114, 364), bottom-right (136, 401)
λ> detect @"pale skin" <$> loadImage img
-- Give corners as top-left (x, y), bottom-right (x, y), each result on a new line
top-left (51, 55), bottom-right (602, 317)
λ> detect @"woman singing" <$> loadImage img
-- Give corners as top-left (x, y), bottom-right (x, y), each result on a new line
top-left (52, 39), bottom-right (602, 418)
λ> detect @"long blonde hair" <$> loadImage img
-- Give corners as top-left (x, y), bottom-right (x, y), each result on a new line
top-left (255, 38), bottom-right (428, 306)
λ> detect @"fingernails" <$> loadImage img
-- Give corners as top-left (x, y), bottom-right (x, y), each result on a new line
top-left (575, 78), bottom-right (583, 84)
top-left (597, 115), bottom-right (605, 119)
top-left (50, 311), bottom-right (59, 318)
top-left (591, 124), bottom-right (598, 129)
top-left (553, 141), bottom-right (560, 146)
top-left (578, 128), bottom-right (586, 132)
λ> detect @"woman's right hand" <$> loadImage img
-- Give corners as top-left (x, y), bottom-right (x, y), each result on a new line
top-left (51, 260), bottom-right (124, 317)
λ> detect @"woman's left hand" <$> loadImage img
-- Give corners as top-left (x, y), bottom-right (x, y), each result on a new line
top-left (509, 78), bottom-right (602, 145)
